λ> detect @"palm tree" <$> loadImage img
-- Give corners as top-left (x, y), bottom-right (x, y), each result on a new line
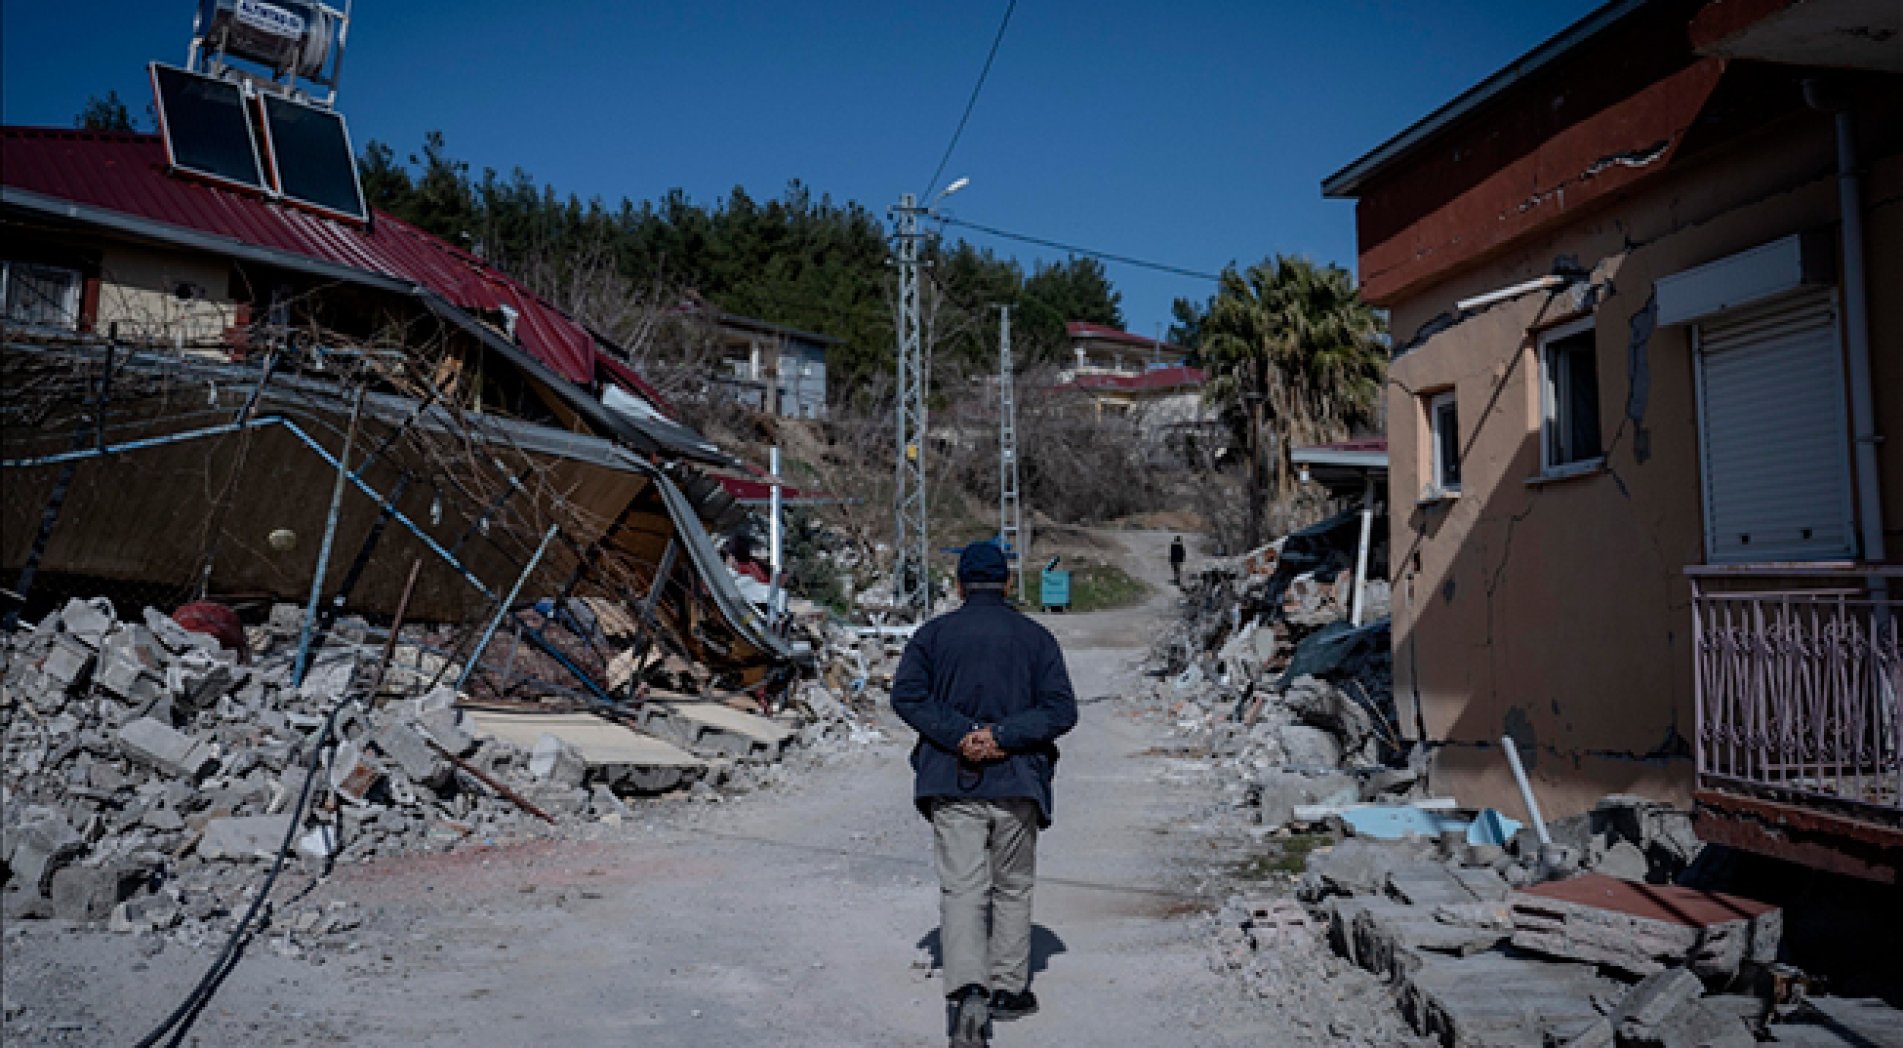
top-left (1200, 255), bottom-right (1386, 549)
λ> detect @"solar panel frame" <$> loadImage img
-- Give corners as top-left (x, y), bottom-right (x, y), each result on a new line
top-left (149, 62), bottom-right (269, 193)
top-left (258, 93), bottom-right (369, 224)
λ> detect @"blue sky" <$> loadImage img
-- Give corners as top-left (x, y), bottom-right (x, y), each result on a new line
top-left (2, 1), bottom-right (1598, 337)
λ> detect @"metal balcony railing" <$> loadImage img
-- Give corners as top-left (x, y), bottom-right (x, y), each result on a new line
top-left (1689, 565), bottom-right (1902, 824)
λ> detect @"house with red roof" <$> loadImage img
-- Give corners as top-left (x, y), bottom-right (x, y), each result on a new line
top-left (1, 121), bottom-right (795, 683)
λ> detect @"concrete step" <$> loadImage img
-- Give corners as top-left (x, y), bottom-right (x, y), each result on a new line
top-left (467, 709), bottom-right (706, 793)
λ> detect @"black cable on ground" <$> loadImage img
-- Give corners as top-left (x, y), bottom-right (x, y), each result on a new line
top-left (133, 695), bottom-right (355, 1048)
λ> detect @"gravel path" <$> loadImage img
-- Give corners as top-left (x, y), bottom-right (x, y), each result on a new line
top-left (4, 530), bottom-right (1315, 1046)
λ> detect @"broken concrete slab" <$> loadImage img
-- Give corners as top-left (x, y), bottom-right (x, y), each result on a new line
top-left (467, 710), bottom-right (706, 794)
top-left (49, 863), bottom-right (145, 922)
top-left (198, 815), bottom-right (294, 861)
top-left (115, 717), bottom-right (217, 780)
top-left (1771, 997), bottom-right (1903, 1047)
top-left (1612, 967), bottom-right (1755, 1047)
top-left (637, 699), bottom-right (794, 761)
top-left (1509, 873), bottom-right (1781, 981)
top-left (1399, 950), bottom-right (1626, 1048)
top-left (1594, 840), bottom-right (1649, 881)
top-left (371, 718), bottom-right (449, 789)
top-left (529, 734), bottom-right (588, 787)
top-left (58, 598), bottom-right (116, 649)
top-left (7, 812), bottom-right (86, 895)
top-left (1304, 837), bottom-right (1432, 897)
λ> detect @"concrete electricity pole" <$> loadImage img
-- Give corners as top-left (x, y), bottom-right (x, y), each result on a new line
top-left (891, 193), bottom-right (931, 620)
top-left (998, 305), bottom-right (1026, 600)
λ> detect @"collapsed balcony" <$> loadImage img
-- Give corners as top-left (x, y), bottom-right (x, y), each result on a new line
top-left (1689, 564), bottom-right (1903, 882)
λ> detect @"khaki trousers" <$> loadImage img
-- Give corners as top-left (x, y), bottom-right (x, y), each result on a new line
top-left (931, 797), bottom-right (1039, 996)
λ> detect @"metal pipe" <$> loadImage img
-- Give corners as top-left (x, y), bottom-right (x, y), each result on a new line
top-left (294, 389), bottom-right (365, 688)
top-left (1500, 735), bottom-right (1552, 847)
top-left (1351, 474), bottom-right (1376, 626)
top-left (368, 558), bottom-right (423, 700)
top-left (768, 446), bottom-right (783, 625)
top-left (1832, 107), bottom-right (1886, 569)
top-left (456, 524), bottom-right (560, 691)
top-left (1455, 274), bottom-right (1567, 314)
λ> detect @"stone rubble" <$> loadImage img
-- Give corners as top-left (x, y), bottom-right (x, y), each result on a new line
top-left (1, 595), bottom-right (878, 956)
top-left (1133, 539), bottom-right (1899, 1047)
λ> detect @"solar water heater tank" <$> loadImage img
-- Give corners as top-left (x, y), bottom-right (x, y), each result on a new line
top-left (196, 0), bottom-right (341, 81)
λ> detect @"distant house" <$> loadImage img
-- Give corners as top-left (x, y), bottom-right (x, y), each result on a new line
top-left (1054, 322), bottom-right (1214, 461)
top-left (1323, 0), bottom-right (1901, 878)
top-left (679, 305), bottom-right (835, 420)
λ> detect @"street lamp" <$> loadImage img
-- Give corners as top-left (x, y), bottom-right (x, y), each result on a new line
top-left (935, 176), bottom-right (970, 206)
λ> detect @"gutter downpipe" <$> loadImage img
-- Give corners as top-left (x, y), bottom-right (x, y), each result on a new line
top-left (1811, 84), bottom-right (1887, 576)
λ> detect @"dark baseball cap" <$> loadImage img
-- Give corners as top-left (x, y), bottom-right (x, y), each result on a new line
top-left (957, 541), bottom-right (1009, 585)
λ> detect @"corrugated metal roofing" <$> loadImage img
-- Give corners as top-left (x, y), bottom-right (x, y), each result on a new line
top-left (1, 126), bottom-right (663, 407)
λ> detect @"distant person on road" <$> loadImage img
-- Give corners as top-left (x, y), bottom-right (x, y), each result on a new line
top-left (1169, 535), bottom-right (1187, 587)
top-left (892, 542), bottom-right (1078, 1048)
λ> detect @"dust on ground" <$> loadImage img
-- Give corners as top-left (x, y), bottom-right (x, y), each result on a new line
top-left (3, 529), bottom-right (1390, 1047)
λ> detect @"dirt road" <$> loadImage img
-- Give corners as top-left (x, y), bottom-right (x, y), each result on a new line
top-left (4, 531), bottom-right (1299, 1046)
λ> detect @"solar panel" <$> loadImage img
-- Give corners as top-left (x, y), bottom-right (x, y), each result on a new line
top-left (150, 63), bottom-right (267, 191)
top-left (260, 93), bottom-right (367, 222)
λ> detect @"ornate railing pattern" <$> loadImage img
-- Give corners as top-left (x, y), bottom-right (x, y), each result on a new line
top-left (1689, 565), bottom-right (1902, 824)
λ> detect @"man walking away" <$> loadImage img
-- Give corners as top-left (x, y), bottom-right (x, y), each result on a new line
top-left (1169, 535), bottom-right (1187, 587)
top-left (892, 542), bottom-right (1078, 1048)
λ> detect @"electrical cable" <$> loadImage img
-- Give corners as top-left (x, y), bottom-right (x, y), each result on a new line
top-left (941, 216), bottom-right (1223, 282)
top-left (133, 695), bottom-right (355, 1048)
top-left (922, 0), bottom-right (1017, 199)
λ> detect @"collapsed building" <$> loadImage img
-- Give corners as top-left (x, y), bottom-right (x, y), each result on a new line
top-left (0, 22), bottom-right (883, 964)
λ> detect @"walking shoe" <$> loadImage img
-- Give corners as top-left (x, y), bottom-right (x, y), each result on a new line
top-left (989, 988), bottom-right (1038, 1020)
top-left (948, 984), bottom-right (990, 1047)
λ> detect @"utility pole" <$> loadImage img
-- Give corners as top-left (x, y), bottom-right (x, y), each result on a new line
top-left (998, 305), bottom-right (1026, 600)
top-left (891, 193), bottom-right (930, 621)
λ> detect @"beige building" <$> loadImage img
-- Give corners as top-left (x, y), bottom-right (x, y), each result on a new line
top-left (1324, 0), bottom-right (1900, 878)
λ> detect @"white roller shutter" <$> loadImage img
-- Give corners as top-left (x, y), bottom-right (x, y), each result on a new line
top-left (1694, 292), bottom-right (1856, 563)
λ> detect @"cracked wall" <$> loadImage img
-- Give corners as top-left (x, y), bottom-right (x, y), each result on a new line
top-left (1382, 98), bottom-right (1903, 819)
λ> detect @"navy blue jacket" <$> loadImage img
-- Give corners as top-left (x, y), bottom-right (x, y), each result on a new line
top-left (891, 591), bottom-right (1078, 826)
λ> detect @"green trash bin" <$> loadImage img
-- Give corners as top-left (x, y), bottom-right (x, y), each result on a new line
top-left (1040, 559), bottom-right (1071, 612)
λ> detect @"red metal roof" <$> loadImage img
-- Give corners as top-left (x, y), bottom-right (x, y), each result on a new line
top-left (1066, 321), bottom-right (1189, 355)
top-left (1, 126), bottom-right (669, 410)
top-left (1063, 365), bottom-right (1205, 393)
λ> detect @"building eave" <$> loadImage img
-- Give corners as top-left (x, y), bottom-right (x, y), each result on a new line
top-left (1321, 0), bottom-right (1650, 199)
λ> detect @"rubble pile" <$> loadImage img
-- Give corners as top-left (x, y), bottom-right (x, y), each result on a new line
top-left (1199, 789), bottom-right (1901, 1046)
top-left (0, 596), bottom-right (873, 951)
top-left (1143, 526), bottom-right (1411, 829)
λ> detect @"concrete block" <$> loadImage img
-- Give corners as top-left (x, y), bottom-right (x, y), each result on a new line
top-left (7, 813), bottom-right (86, 894)
top-left (1399, 951), bottom-right (1624, 1048)
top-left (529, 734), bottom-right (587, 787)
top-left (372, 718), bottom-right (449, 788)
top-left (116, 717), bottom-right (218, 780)
top-left (1277, 724), bottom-right (1343, 768)
top-left (93, 636), bottom-right (166, 705)
top-left (1510, 873), bottom-right (1781, 981)
top-left (198, 815), bottom-right (293, 861)
top-left (143, 608), bottom-right (210, 654)
top-left (58, 598), bottom-right (116, 649)
top-left (49, 863), bottom-right (144, 922)
top-left (1594, 840), bottom-right (1650, 881)
top-left (413, 707), bottom-right (475, 757)
top-left (1614, 968), bottom-right (1704, 1036)
top-left (39, 634), bottom-right (95, 690)
top-left (1306, 837), bottom-right (1426, 896)
top-left (327, 739), bottom-right (385, 805)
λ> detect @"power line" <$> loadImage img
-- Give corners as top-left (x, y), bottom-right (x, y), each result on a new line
top-left (922, 0), bottom-right (1017, 199)
top-left (941, 216), bottom-right (1223, 282)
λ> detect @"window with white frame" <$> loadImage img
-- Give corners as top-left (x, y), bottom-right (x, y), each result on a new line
top-left (1427, 390), bottom-right (1460, 496)
top-left (2, 261), bottom-right (83, 330)
top-left (1539, 317), bottom-right (1603, 473)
